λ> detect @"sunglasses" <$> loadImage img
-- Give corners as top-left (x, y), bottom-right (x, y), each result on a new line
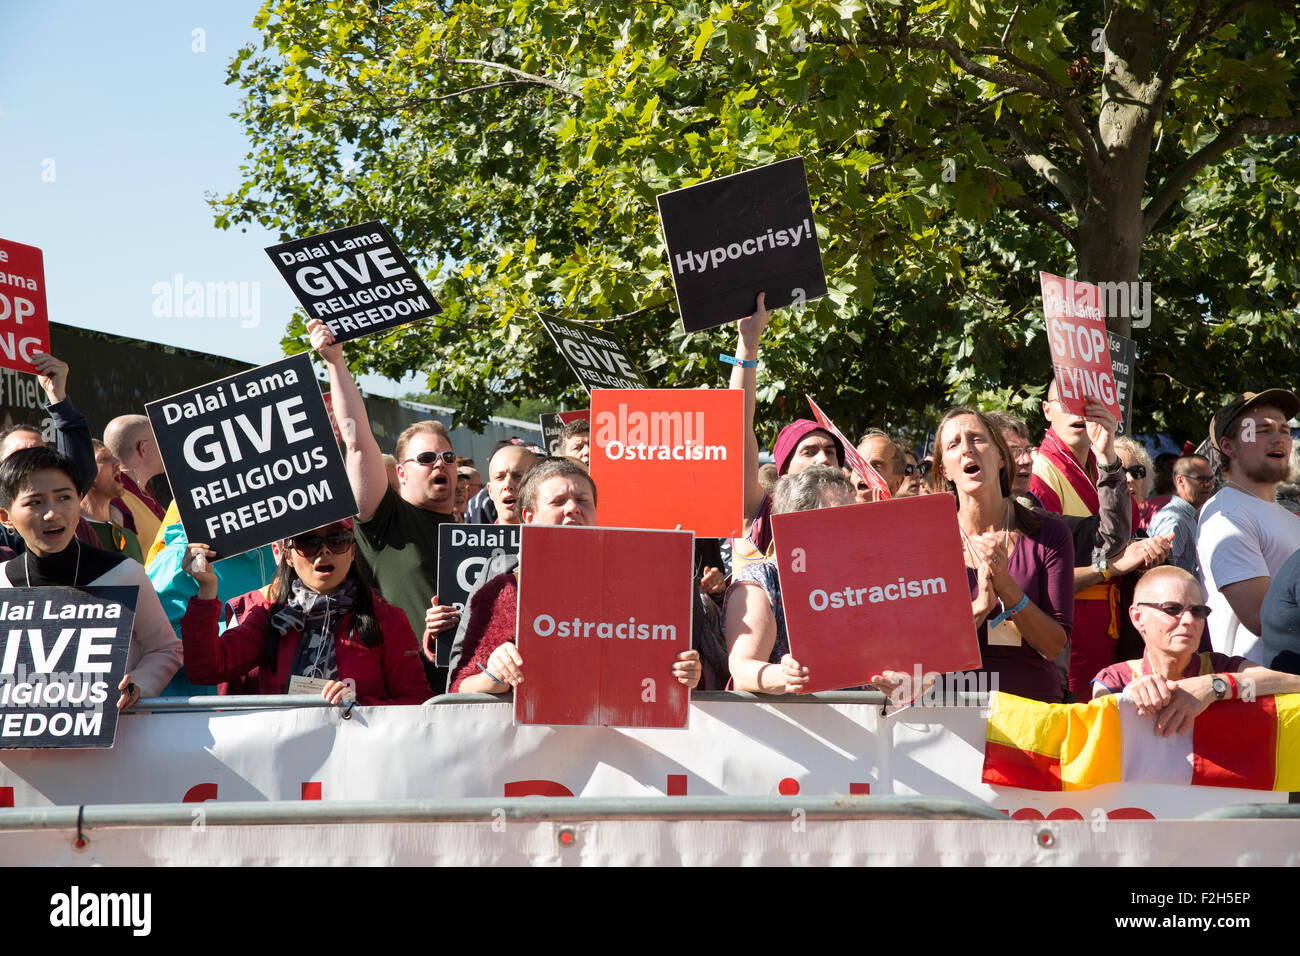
top-left (404, 451), bottom-right (456, 466)
top-left (1125, 465), bottom-right (1147, 480)
top-left (1136, 601), bottom-right (1212, 620)
top-left (287, 530), bottom-right (355, 558)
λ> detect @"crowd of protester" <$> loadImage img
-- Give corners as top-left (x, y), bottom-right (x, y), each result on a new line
top-left (2, 289), bottom-right (1298, 736)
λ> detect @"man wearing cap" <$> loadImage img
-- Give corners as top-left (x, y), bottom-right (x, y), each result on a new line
top-left (1196, 390), bottom-right (1300, 663)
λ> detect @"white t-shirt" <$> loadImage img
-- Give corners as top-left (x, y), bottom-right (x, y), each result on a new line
top-left (1196, 486), bottom-right (1300, 662)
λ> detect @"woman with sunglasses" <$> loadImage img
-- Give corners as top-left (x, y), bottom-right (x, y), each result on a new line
top-left (1091, 566), bottom-right (1300, 735)
top-left (179, 520), bottom-right (431, 705)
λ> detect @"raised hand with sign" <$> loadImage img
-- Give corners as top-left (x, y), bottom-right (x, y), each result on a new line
top-left (1084, 398), bottom-right (1120, 468)
top-left (30, 350), bottom-right (69, 404)
top-left (735, 292), bottom-right (769, 524)
top-left (182, 542), bottom-right (220, 598)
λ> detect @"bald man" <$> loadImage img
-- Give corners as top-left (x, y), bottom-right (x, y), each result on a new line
top-left (104, 413), bottom-right (168, 550)
top-left (1092, 566), bottom-right (1300, 735)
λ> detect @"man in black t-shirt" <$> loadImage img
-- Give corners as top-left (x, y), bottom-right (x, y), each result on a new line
top-left (309, 319), bottom-right (457, 693)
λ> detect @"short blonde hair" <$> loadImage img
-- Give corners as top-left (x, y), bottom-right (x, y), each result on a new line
top-left (1115, 436), bottom-right (1154, 499)
top-left (395, 420), bottom-right (452, 461)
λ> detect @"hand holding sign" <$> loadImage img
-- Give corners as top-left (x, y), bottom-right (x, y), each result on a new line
top-left (422, 593), bottom-right (461, 662)
top-left (1083, 398), bottom-right (1119, 463)
top-left (672, 649), bottom-right (702, 687)
top-left (182, 543), bottom-right (219, 598)
top-left (117, 673), bottom-right (140, 711)
top-left (307, 317), bottom-right (344, 364)
top-left (30, 350), bottom-right (69, 404)
top-left (488, 642), bottom-right (524, 688)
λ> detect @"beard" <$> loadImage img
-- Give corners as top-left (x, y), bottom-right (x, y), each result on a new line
top-left (1240, 455), bottom-right (1292, 485)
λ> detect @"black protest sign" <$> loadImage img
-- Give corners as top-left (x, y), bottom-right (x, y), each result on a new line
top-left (1108, 331), bottom-right (1137, 437)
top-left (146, 352), bottom-right (358, 558)
top-left (540, 413), bottom-right (564, 457)
top-left (657, 157), bottom-right (827, 333)
top-left (0, 587), bottom-right (136, 749)
top-left (265, 220), bottom-right (440, 343)
top-left (436, 524), bottom-right (522, 666)
top-left (540, 317), bottom-right (646, 392)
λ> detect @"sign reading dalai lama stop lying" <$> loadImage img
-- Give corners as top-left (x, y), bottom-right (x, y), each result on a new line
top-left (515, 526), bottom-right (694, 728)
top-left (772, 495), bottom-right (981, 694)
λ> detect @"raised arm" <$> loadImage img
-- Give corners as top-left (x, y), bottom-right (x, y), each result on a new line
top-left (34, 351), bottom-right (96, 496)
top-left (735, 294), bottom-right (770, 523)
top-left (307, 319), bottom-right (388, 522)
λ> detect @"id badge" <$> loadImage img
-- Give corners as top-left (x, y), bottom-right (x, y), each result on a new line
top-left (988, 619), bottom-right (1023, 647)
top-left (287, 674), bottom-right (330, 696)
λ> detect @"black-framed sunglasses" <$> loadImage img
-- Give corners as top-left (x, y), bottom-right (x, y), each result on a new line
top-left (902, 463), bottom-right (919, 477)
top-left (1125, 464), bottom-right (1147, 480)
top-left (287, 530), bottom-right (355, 558)
top-left (404, 450), bottom-right (456, 466)
top-left (918, 460), bottom-right (933, 478)
top-left (1136, 601), bottom-right (1212, 620)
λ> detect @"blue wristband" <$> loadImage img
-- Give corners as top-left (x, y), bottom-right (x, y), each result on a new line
top-left (719, 353), bottom-right (758, 368)
top-left (988, 593), bottom-right (1030, 629)
top-left (477, 662), bottom-right (505, 685)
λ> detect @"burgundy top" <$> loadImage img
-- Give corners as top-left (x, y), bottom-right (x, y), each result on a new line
top-left (1092, 649), bottom-right (1249, 696)
top-left (959, 511), bottom-right (1075, 702)
top-left (448, 572), bottom-right (518, 692)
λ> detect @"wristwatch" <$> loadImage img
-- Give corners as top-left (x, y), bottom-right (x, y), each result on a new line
top-left (1211, 675), bottom-right (1229, 700)
top-left (1093, 555), bottom-right (1112, 581)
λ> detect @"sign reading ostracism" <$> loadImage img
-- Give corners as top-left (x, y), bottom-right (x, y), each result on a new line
top-left (0, 237), bottom-right (52, 375)
top-left (146, 352), bottom-right (358, 558)
top-left (1040, 272), bottom-right (1123, 422)
top-left (515, 525), bottom-right (693, 728)
top-left (265, 221), bottom-right (440, 343)
top-left (540, 317), bottom-right (646, 392)
top-left (0, 587), bottom-right (137, 749)
top-left (1107, 331), bottom-right (1136, 437)
top-left (772, 496), bottom-right (981, 694)
top-left (435, 523), bottom-right (522, 667)
top-left (590, 388), bottom-right (745, 538)
top-left (657, 157), bottom-right (827, 333)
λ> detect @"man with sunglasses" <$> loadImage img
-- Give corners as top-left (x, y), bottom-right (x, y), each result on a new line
top-left (1091, 567), bottom-right (1300, 735)
top-left (1147, 455), bottom-right (1215, 577)
top-left (1196, 390), bottom-right (1300, 664)
top-left (309, 318), bottom-right (460, 690)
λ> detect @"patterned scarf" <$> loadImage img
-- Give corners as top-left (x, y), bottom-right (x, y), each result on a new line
top-left (273, 579), bottom-right (355, 681)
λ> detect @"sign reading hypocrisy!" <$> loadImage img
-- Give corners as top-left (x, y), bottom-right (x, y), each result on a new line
top-left (772, 495), bottom-right (981, 694)
top-left (515, 526), bottom-right (694, 728)
top-left (146, 352), bottom-right (358, 558)
top-left (589, 388), bottom-right (743, 537)
top-left (0, 237), bottom-right (52, 376)
top-left (1040, 272), bottom-right (1123, 422)
top-left (0, 587), bottom-right (136, 749)
top-left (265, 221), bottom-right (441, 343)
top-left (658, 157), bottom-right (827, 333)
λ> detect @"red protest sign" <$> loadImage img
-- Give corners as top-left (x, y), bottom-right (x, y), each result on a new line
top-left (772, 494), bottom-right (981, 693)
top-left (1039, 272), bottom-right (1122, 420)
top-left (590, 388), bottom-right (744, 537)
top-left (0, 238), bottom-right (52, 375)
top-left (557, 409), bottom-right (589, 424)
top-left (805, 395), bottom-right (891, 500)
top-left (514, 525), bottom-right (694, 728)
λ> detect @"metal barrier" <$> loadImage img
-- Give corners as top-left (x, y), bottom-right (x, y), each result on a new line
top-left (0, 794), bottom-right (1009, 831)
top-left (136, 689), bottom-right (989, 713)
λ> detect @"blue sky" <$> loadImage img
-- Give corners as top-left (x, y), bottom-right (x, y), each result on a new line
top-left (0, 0), bottom-right (416, 397)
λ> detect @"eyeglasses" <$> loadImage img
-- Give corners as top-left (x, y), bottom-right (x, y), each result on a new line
top-left (902, 463), bottom-right (920, 477)
top-left (918, 460), bottom-right (933, 478)
top-left (404, 451), bottom-right (456, 467)
top-left (287, 530), bottom-right (354, 558)
top-left (1125, 465), bottom-right (1147, 480)
top-left (1178, 473), bottom-right (1215, 486)
top-left (1136, 601), bottom-right (1212, 620)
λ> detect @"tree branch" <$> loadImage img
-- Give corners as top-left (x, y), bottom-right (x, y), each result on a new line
top-left (436, 57), bottom-right (579, 98)
top-left (1004, 196), bottom-right (1078, 246)
top-left (1003, 114), bottom-right (1085, 209)
top-left (1142, 115), bottom-right (1300, 233)
top-left (822, 29), bottom-right (1107, 186)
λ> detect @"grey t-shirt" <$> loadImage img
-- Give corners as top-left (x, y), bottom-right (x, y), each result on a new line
top-left (1261, 547), bottom-right (1300, 674)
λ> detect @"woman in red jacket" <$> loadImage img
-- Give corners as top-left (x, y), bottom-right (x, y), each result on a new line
top-left (180, 520), bottom-right (430, 705)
